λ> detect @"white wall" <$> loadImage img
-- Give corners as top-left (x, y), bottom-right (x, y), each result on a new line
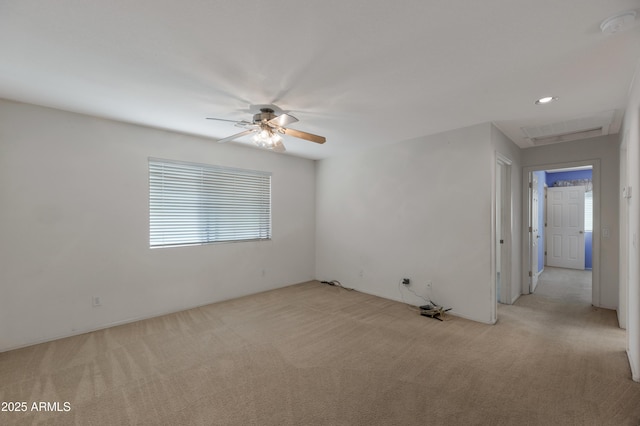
top-left (521, 135), bottom-right (620, 309)
top-left (0, 99), bottom-right (316, 352)
top-left (620, 61), bottom-right (640, 382)
top-left (316, 123), bottom-right (503, 324)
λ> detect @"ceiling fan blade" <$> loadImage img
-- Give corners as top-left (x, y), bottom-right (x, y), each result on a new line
top-left (235, 120), bottom-right (257, 129)
top-left (206, 117), bottom-right (242, 124)
top-left (268, 113), bottom-right (298, 128)
top-left (217, 129), bottom-right (255, 144)
top-left (283, 128), bottom-right (326, 144)
top-left (207, 117), bottom-right (256, 129)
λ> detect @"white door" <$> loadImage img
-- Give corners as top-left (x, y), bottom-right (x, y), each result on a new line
top-left (530, 174), bottom-right (539, 292)
top-left (546, 186), bottom-right (585, 270)
top-left (496, 164), bottom-right (502, 302)
top-left (495, 155), bottom-right (511, 307)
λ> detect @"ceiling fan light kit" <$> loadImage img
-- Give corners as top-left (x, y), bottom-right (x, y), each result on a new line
top-left (253, 127), bottom-right (286, 152)
top-left (206, 106), bottom-right (326, 153)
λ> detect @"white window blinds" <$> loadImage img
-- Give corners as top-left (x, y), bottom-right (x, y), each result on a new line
top-left (149, 158), bottom-right (271, 248)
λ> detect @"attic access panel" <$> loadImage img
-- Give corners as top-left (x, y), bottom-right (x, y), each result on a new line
top-left (521, 110), bottom-right (615, 146)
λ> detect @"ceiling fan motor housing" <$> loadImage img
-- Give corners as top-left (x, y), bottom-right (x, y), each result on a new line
top-left (254, 108), bottom-right (276, 123)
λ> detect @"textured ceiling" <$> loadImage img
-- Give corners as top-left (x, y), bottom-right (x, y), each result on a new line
top-left (1, 1), bottom-right (639, 159)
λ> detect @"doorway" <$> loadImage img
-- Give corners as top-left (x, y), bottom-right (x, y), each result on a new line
top-left (493, 152), bottom-right (512, 323)
top-left (531, 172), bottom-right (540, 292)
top-left (523, 160), bottom-right (600, 307)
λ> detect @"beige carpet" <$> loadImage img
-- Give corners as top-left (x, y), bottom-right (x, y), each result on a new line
top-left (1, 280), bottom-right (638, 425)
top-left (535, 266), bottom-right (592, 305)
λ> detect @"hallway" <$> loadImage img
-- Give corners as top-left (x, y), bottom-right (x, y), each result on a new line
top-left (535, 266), bottom-right (592, 305)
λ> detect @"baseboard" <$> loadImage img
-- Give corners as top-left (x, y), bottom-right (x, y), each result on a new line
top-left (1, 280), bottom-right (311, 353)
top-left (617, 309), bottom-right (627, 330)
top-left (510, 293), bottom-right (521, 304)
top-left (595, 303), bottom-right (618, 311)
top-left (353, 286), bottom-right (495, 325)
top-left (628, 349), bottom-right (640, 382)
top-left (2, 310), bottom-right (194, 353)
top-left (448, 310), bottom-right (496, 325)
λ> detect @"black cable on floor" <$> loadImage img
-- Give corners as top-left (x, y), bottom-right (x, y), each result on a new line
top-left (321, 280), bottom-right (354, 291)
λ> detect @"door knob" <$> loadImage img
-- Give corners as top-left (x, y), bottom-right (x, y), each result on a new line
top-left (579, 230), bottom-right (584, 234)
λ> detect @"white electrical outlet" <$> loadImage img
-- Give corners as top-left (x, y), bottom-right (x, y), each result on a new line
top-left (92, 296), bottom-right (102, 307)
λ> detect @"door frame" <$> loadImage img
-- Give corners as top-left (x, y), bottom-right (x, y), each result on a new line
top-left (619, 133), bottom-right (629, 329)
top-left (521, 159), bottom-right (601, 306)
top-left (491, 152), bottom-right (513, 323)
top-left (531, 172), bottom-right (540, 292)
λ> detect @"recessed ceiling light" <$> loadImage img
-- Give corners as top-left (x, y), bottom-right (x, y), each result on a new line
top-left (535, 96), bottom-right (558, 105)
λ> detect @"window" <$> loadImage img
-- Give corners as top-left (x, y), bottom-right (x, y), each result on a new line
top-left (584, 191), bottom-right (593, 232)
top-left (149, 158), bottom-right (271, 248)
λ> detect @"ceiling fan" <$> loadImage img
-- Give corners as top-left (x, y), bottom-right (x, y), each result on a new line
top-left (206, 106), bottom-right (326, 153)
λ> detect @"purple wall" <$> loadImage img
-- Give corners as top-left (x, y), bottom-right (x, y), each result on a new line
top-left (584, 231), bottom-right (593, 270)
top-left (545, 169), bottom-right (592, 186)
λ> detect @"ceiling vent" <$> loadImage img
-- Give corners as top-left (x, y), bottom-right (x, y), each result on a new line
top-left (521, 110), bottom-right (615, 146)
